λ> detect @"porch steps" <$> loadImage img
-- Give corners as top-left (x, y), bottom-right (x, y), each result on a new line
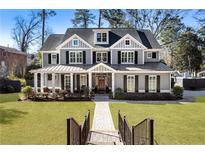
top-left (87, 130), bottom-right (123, 145)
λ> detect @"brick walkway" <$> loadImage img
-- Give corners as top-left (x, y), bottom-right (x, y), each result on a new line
top-left (89, 94), bottom-right (123, 145)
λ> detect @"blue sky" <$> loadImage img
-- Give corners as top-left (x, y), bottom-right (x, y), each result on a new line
top-left (0, 9), bottom-right (200, 53)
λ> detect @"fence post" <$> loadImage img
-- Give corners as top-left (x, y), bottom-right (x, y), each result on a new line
top-left (132, 126), bottom-right (135, 145)
top-left (88, 110), bottom-right (90, 131)
top-left (67, 118), bottom-right (71, 145)
top-left (149, 119), bottom-right (154, 145)
top-left (79, 125), bottom-right (82, 145)
top-left (118, 110), bottom-right (120, 132)
top-left (123, 116), bottom-right (126, 143)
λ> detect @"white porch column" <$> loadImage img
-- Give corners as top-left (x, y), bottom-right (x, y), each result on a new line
top-left (88, 72), bottom-right (92, 90)
top-left (112, 72), bottom-right (115, 97)
top-left (59, 73), bottom-right (61, 90)
top-left (40, 73), bottom-right (44, 92)
top-left (34, 73), bottom-right (38, 93)
top-left (45, 73), bottom-right (48, 87)
top-left (70, 73), bottom-right (73, 93)
top-left (52, 73), bottom-right (55, 93)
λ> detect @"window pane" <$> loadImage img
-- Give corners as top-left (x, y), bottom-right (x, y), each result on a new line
top-left (152, 52), bottom-right (157, 58)
top-left (96, 53), bottom-right (101, 62)
top-left (80, 75), bottom-right (87, 88)
top-left (102, 53), bottom-right (107, 62)
top-left (127, 76), bottom-right (135, 92)
top-left (102, 33), bottom-right (107, 42)
top-left (125, 40), bottom-right (130, 45)
top-left (97, 33), bottom-right (101, 42)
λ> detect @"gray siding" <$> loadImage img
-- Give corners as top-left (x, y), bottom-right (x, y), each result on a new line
top-left (144, 51), bottom-right (160, 62)
top-left (111, 49), bottom-right (144, 64)
top-left (62, 36), bottom-right (90, 48)
top-left (42, 53), bottom-right (59, 67)
top-left (114, 73), bottom-right (171, 92)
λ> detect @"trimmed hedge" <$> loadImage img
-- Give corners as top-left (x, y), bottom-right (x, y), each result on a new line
top-left (114, 92), bottom-right (178, 100)
top-left (0, 79), bottom-right (21, 93)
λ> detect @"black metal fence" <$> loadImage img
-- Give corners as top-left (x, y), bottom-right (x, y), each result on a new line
top-left (118, 111), bottom-right (154, 145)
top-left (183, 78), bottom-right (205, 90)
top-left (67, 110), bottom-right (90, 145)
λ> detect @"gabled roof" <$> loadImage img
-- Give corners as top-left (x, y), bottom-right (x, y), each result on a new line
top-left (40, 28), bottom-right (161, 51)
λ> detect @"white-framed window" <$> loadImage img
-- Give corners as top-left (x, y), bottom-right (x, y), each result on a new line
top-left (69, 51), bottom-right (83, 64)
top-left (51, 53), bottom-right (57, 64)
top-left (96, 32), bottom-right (108, 43)
top-left (125, 39), bottom-right (130, 46)
top-left (64, 75), bottom-right (71, 90)
top-left (96, 52), bottom-right (108, 63)
top-left (147, 52), bottom-right (157, 59)
top-left (127, 75), bottom-right (135, 93)
top-left (121, 51), bottom-right (134, 64)
top-left (80, 74), bottom-right (87, 88)
top-left (72, 39), bottom-right (79, 46)
top-left (149, 75), bottom-right (157, 93)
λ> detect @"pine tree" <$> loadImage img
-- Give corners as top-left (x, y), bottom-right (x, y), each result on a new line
top-left (72, 9), bottom-right (96, 28)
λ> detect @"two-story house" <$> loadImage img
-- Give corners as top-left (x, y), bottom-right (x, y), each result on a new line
top-left (30, 28), bottom-right (173, 97)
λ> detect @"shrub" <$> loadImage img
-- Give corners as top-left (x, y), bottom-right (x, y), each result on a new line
top-left (109, 91), bottom-right (113, 99)
top-left (6, 85), bottom-right (15, 93)
top-left (22, 86), bottom-right (32, 99)
top-left (173, 85), bottom-right (184, 98)
top-left (90, 90), bottom-right (95, 98)
top-left (115, 88), bottom-right (123, 99)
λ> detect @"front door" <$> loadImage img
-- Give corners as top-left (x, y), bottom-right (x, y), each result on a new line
top-left (98, 77), bottom-right (105, 91)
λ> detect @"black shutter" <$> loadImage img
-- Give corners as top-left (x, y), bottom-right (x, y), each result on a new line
top-left (135, 51), bottom-right (138, 64)
top-left (48, 54), bottom-right (51, 64)
top-left (135, 75), bottom-right (138, 93)
top-left (87, 74), bottom-right (89, 88)
top-left (66, 51), bottom-right (69, 64)
top-left (145, 75), bottom-right (149, 92)
top-left (123, 75), bottom-right (127, 92)
top-left (118, 51), bottom-right (121, 64)
top-left (108, 51), bottom-right (111, 64)
top-left (83, 51), bottom-right (86, 64)
top-left (61, 74), bottom-right (64, 90)
top-left (57, 54), bottom-right (59, 64)
top-left (77, 74), bottom-right (80, 92)
top-left (157, 75), bottom-right (160, 92)
top-left (93, 51), bottom-right (96, 64)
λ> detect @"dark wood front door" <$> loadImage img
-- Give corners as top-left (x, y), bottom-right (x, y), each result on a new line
top-left (98, 78), bottom-right (105, 90)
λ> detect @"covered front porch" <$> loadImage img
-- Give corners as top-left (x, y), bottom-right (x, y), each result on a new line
top-left (30, 63), bottom-right (116, 95)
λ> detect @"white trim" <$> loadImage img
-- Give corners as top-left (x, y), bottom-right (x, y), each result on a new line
top-left (121, 51), bottom-right (135, 64)
top-left (148, 75), bottom-right (157, 93)
top-left (56, 34), bottom-right (93, 49)
top-left (41, 50), bottom-right (60, 53)
top-left (41, 51), bottom-right (44, 67)
top-left (138, 90), bottom-right (145, 93)
top-left (147, 52), bottom-right (152, 59)
top-left (72, 39), bottom-right (80, 46)
top-left (87, 63), bottom-right (116, 72)
top-left (142, 50), bottom-right (144, 64)
top-left (160, 90), bottom-right (171, 93)
top-left (80, 74), bottom-right (87, 89)
top-left (69, 51), bottom-right (83, 64)
top-left (110, 34), bottom-right (147, 49)
top-left (127, 75), bottom-right (135, 93)
top-left (51, 53), bottom-right (57, 64)
top-left (124, 39), bottom-right (131, 46)
top-left (111, 49), bottom-right (113, 64)
top-left (91, 49), bottom-right (93, 64)
top-left (96, 51), bottom-right (108, 63)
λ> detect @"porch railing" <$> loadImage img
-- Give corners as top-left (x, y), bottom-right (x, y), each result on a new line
top-left (118, 110), bottom-right (155, 145)
top-left (67, 110), bottom-right (90, 145)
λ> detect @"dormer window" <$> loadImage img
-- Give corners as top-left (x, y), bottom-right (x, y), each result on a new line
top-left (72, 39), bottom-right (79, 46)
top-left (125, 39), bottom-right (130, 46)
top-left (93, 29), bottom-right (110, 44)
top-left (97, 32), bottom-right (107, 43)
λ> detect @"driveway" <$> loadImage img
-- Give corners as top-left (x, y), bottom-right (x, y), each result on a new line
top-left (183, 90), bottom-right (205, 98)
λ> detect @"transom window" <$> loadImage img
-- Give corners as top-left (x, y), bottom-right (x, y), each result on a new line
top-left (127, 75), bottom-right (135, 93)
top-left (121, 51), bottom-right (134, 64)
top-left (125, 39), bottom-right (130, 46)
top-left (149, 75), bottom-right (157, 93)
top-left (96, 32), bottom-right (107, 43)
top-left (72, 39), bottom-right (79, 46)
top-left (80, 74), bottom-right (87, 89)
top-left (69, 51), bottom-right (83, 64)
top-left (51, 53), bottom-right (57, 64)
top-left (96, 52), bottom-right (107, 63)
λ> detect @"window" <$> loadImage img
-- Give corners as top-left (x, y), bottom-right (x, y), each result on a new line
top-left (69, 51), bottom-right (83, 64)
top-left (149, 75), bottom-right (157, 93)
top-left (125, 39), bottom-right (130, 46)
top-left (96, 32), bottom-right (107, 43)
top-left (80, 74), bottom-right (87, 88)
top-left (96, 52), bottom-right (107, 63)
top-left (64, 75), bottom-right (71, 90)
top-left (51, 54), bottom-right (57, 64)
top-left (72, 39), bottom-right (79, 46)
top-left (147, 52), bottom-right (157, 59)
top-left (121, 51), bottom-right (134, 64)
top-left (127, 75), bottom-right (135, 92)
top-left (48, 74), bottom-right (52, 80)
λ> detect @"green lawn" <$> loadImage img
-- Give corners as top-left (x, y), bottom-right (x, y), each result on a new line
top-left (0, 93), bottom-right (95, 144)
top-left (109, 97), bottom-right (205, 145)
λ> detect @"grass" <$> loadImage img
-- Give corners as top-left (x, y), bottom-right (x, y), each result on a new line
top-left (0, 93), bottom-right (95, 144)
top-left (109, 96), bottom-right (205, 144)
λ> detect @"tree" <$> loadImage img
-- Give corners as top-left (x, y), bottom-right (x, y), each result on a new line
top-left (102, 9), bottom-right (126, 28)
top-left (98, 9), bottom-right (102, 28)
top-left (12, 11), bottom-right (41, 52)
top-left (175, 28), bottom-right (203, 76)
top-left (39, 9), bottom-right (56, 46)
top-left (71, 9), bottom-right (96, 28)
